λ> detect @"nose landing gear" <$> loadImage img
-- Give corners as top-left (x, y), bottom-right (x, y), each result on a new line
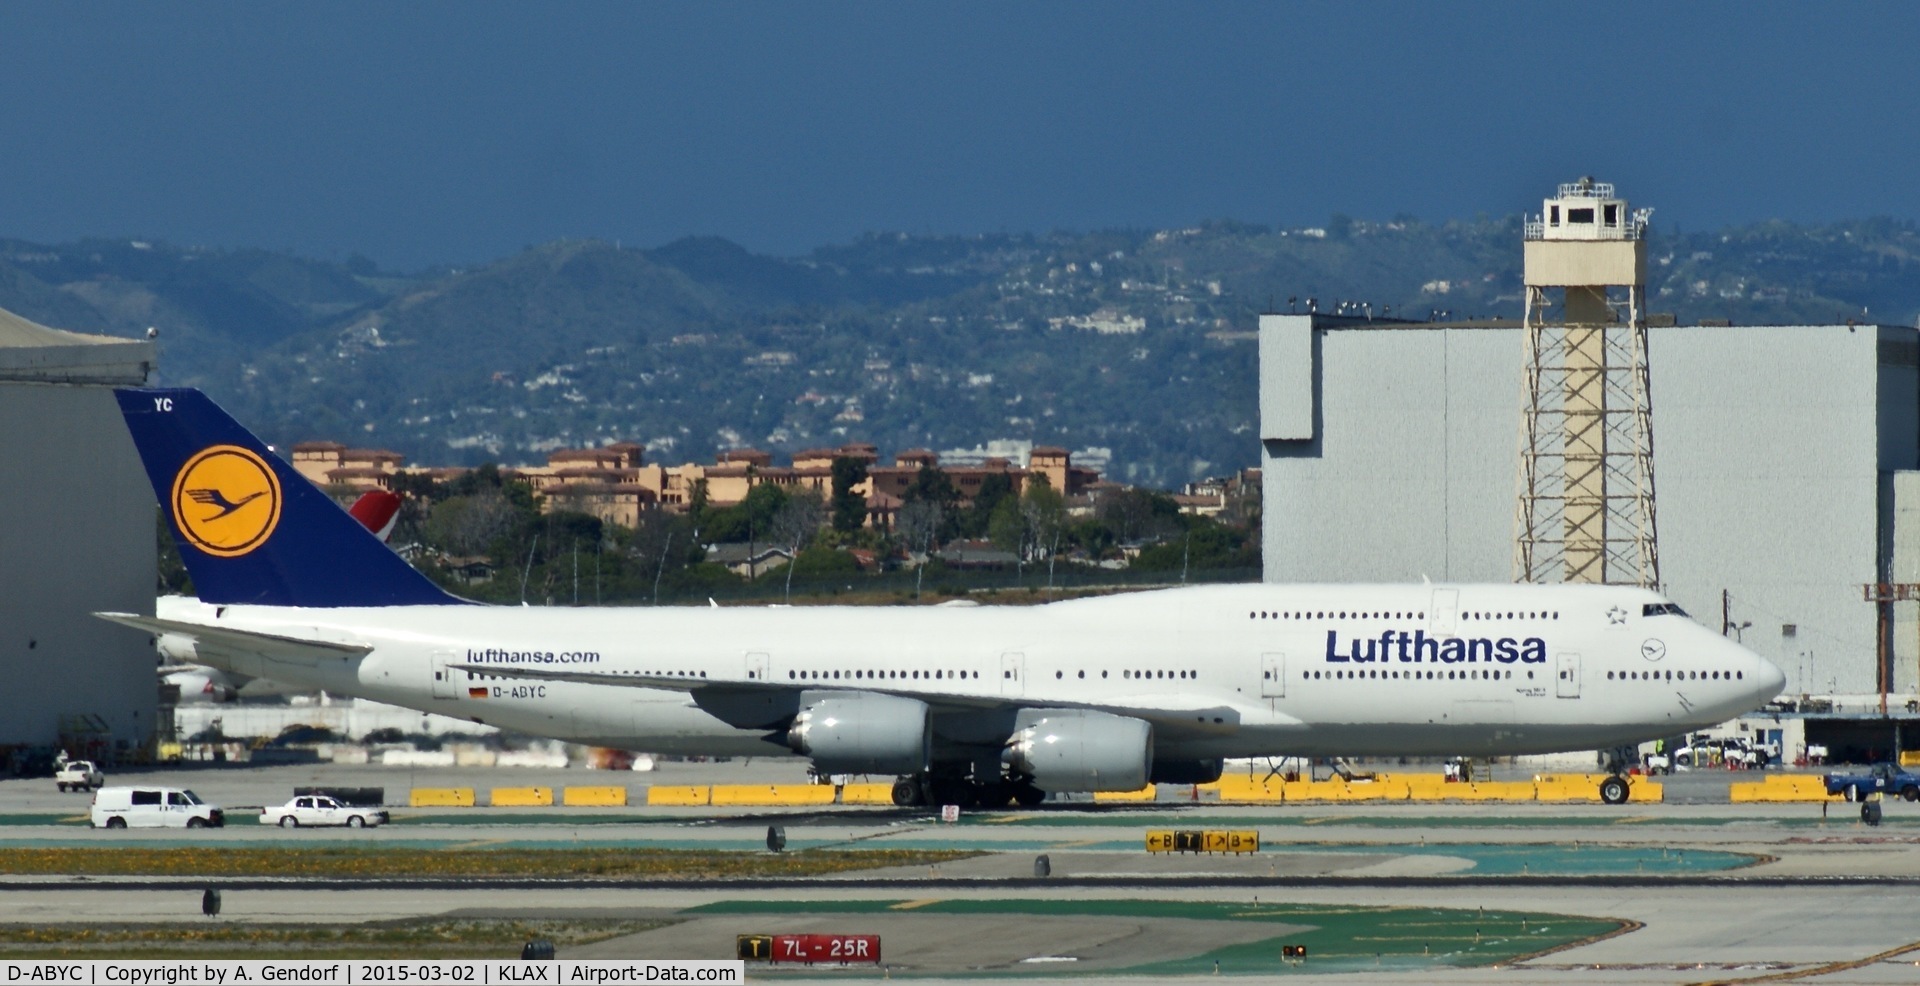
top-left (1599, 745), bottom-right (1636, 805)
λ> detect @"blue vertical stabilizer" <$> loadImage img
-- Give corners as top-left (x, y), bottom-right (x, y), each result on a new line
top-left (115, 388), bottom-right (465, 607)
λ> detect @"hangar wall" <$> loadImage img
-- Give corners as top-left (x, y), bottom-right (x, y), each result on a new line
top-left (0, 313), bottom-right (155, 760)
top-left (1260, 314), bottom-right (1917, 697)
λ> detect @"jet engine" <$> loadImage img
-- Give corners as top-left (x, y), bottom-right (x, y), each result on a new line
top-left (161, 668), bottom-right (237, 704)
top-left (786, 693), bottom-right (931, 775)
top-left (1002, 710), bottom-right (1152, 793)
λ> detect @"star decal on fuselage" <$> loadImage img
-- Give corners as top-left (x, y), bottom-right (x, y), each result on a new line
top-left (1606, 606), bottom-right (1629, 625)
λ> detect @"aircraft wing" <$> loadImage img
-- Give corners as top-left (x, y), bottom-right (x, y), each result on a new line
top-left (96, 612), bottom-right (372, 665)
top-left (448, 662), bottom-right (1268, 733)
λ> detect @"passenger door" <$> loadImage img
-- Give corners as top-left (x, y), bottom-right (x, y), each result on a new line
top-left (1000, 652), bottom-right (1025, 696)
top-left (1260, 652), bottom-right (1286, 699)
top-left (430, 650), bottom-right (460, 699)
top-left (1556, 651), bottom-right (1582, 698)
top-left (1429, 588), bottom-right (1459, 637)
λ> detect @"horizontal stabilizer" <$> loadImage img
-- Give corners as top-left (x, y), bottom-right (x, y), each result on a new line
top-left (96, 612), bottom-right (371, 666)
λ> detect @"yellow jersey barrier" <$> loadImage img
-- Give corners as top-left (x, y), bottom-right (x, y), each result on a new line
top-left (1094, 786), bottom-right (1159, 803)
top-left (1731, 774), bottom-right (1839, 802)
top-left (840, 783), bottom-right (898, 805)
top-left (489, 786), bottom-right (553, 807)
top-left (1206, 772), bottom-right (1664, 803)
top-left (645, 785), bottom-right (711, 806)
top-left (409, 787), bottom-right (476, 808)
top-left (561, 785), bottom-right (627, 807)
top-left (709, 784), bottom-right (838, 806)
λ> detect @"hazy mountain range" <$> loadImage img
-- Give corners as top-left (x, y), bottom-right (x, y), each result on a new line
top-left (3, 215), bottom-right (1915, 486)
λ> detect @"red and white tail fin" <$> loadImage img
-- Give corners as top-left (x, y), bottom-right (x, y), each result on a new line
top-left (347, 490), bottom-right (402, 543)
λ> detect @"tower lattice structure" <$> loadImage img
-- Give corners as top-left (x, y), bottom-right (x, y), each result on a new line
top-left (1515, 178), bottom-right (1660, 587)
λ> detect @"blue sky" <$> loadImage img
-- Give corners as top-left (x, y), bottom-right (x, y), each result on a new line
top-left (0, 3), bottom-right (1913, 269)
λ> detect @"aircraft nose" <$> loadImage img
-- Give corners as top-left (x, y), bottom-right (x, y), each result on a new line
top-left (1754, 653), bottom-right (1787, 700)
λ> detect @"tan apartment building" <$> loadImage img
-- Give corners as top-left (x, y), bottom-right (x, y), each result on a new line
top-left (287, 435), bottom-right (1101, 534)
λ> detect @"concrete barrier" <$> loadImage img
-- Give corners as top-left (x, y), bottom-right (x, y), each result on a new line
top-left (490, 786), bottom-right (554, 807)
top-left (645, 785), bottom-right (711, 806)
top-left (1208, 776), bottom-right (1283, 802)
top-left (840, 783), bottom-right (899, 805)
top-left (1732, 774), bottom-right (1837, 802)
top-left (561, 786), bottom-right (627, 807)
top-left (1094, 786), bottom-right (1158, 802)
top-left (709, 784), bottom-right (838, 806)
top-left (409, 787), bottom-right (476, 807)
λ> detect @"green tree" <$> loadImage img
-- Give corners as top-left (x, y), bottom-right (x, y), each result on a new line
top-left (1021, 474), bottom-right (1068, 593)
top-left (962, 471), bottom-right (1014, 537)
top-left (896, 498), bottom-right (946, 599)
top-left (829, 456), bottom-right (869, 533)
top-left (902, 464), bottom-right (961, 541)
top-left (701, 482), bottom-right (789, 546)
top-left (156, 511), bottom-right (193, 595)
top-left (769, 489), bottom-right (826, 602)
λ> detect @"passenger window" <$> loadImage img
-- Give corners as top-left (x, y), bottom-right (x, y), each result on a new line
top-left (168, 793), bottom-right (189, 806)
top-left (132, 790), bottom-right (161, 806)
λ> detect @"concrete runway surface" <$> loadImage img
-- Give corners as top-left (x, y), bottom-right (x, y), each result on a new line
top-left (4, 761), bottom-right (1920, 984)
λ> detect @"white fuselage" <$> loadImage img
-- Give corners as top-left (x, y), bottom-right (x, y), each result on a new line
top-left (153, 582), bottom-right (1783, 763)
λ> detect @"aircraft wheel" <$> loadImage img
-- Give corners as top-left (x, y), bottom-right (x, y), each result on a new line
top-left (928, 776), bottom-right (972, 808)
top-left (1599, 776), bottom-right (1629, 805)
top-left (1013, 784), bottom-right (1046, 807)
top-left (890, 779), bottom-right (920, 807)
top-left (973, 781), bottom-right (1013, 808)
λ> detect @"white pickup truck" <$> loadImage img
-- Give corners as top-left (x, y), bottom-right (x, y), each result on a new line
top-left (55, 760), bottom-right (104, 792)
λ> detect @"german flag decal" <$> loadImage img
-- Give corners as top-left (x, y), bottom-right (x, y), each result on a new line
top-left (468, 687), bottom-right (489, 699)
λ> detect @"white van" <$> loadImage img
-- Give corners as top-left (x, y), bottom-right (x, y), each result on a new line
top-left (90, 786), bottom-right (224, 829)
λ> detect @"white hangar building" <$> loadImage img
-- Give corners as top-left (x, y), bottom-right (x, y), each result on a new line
top-left (0, 308), bottom-right (156, 763)
top-left (1258, 312), bottom-right (1920, 703)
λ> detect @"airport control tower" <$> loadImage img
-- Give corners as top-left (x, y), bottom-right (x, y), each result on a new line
top-left (1515, 177), bottom-right (1660, 587)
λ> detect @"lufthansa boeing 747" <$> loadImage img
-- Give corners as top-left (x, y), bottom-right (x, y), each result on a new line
top-left (99, 389), bottom-right (1785, 806)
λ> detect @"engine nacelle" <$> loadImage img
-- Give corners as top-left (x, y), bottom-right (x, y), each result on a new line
top-left (1149, 759), bottom-right (1223, 785)
top-left (787, 693), bottom-right (931, 775)
top-left (1002, 710), bottom-right (1153, 793)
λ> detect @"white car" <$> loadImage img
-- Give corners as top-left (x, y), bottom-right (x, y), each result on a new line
top-left (260, 795), bottom-right (386, 829)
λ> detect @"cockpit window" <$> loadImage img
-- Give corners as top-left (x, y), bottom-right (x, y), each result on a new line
top-left (1642, 603), bottom-right (1687, 617)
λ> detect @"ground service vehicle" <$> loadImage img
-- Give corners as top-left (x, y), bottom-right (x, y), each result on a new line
top-left (1824, 763), bottom-right (1920, 802)
top-left (260, 794), bottom-right (386, 828)
top-left (55, 760), bottom-right (103, 792)
top-left (90, 786), bottom-right (224, 829)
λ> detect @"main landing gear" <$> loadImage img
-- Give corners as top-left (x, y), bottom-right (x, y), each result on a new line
top-left (1599, 745), bottom-right (1636, 805)
top-left (890, 769), bottom-right (1045, 808)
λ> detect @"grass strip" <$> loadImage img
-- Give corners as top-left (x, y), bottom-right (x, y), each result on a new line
top-left (0, 846), bottom-right (974, 879)
top-left (0, 917), bottom-right (671, 959)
